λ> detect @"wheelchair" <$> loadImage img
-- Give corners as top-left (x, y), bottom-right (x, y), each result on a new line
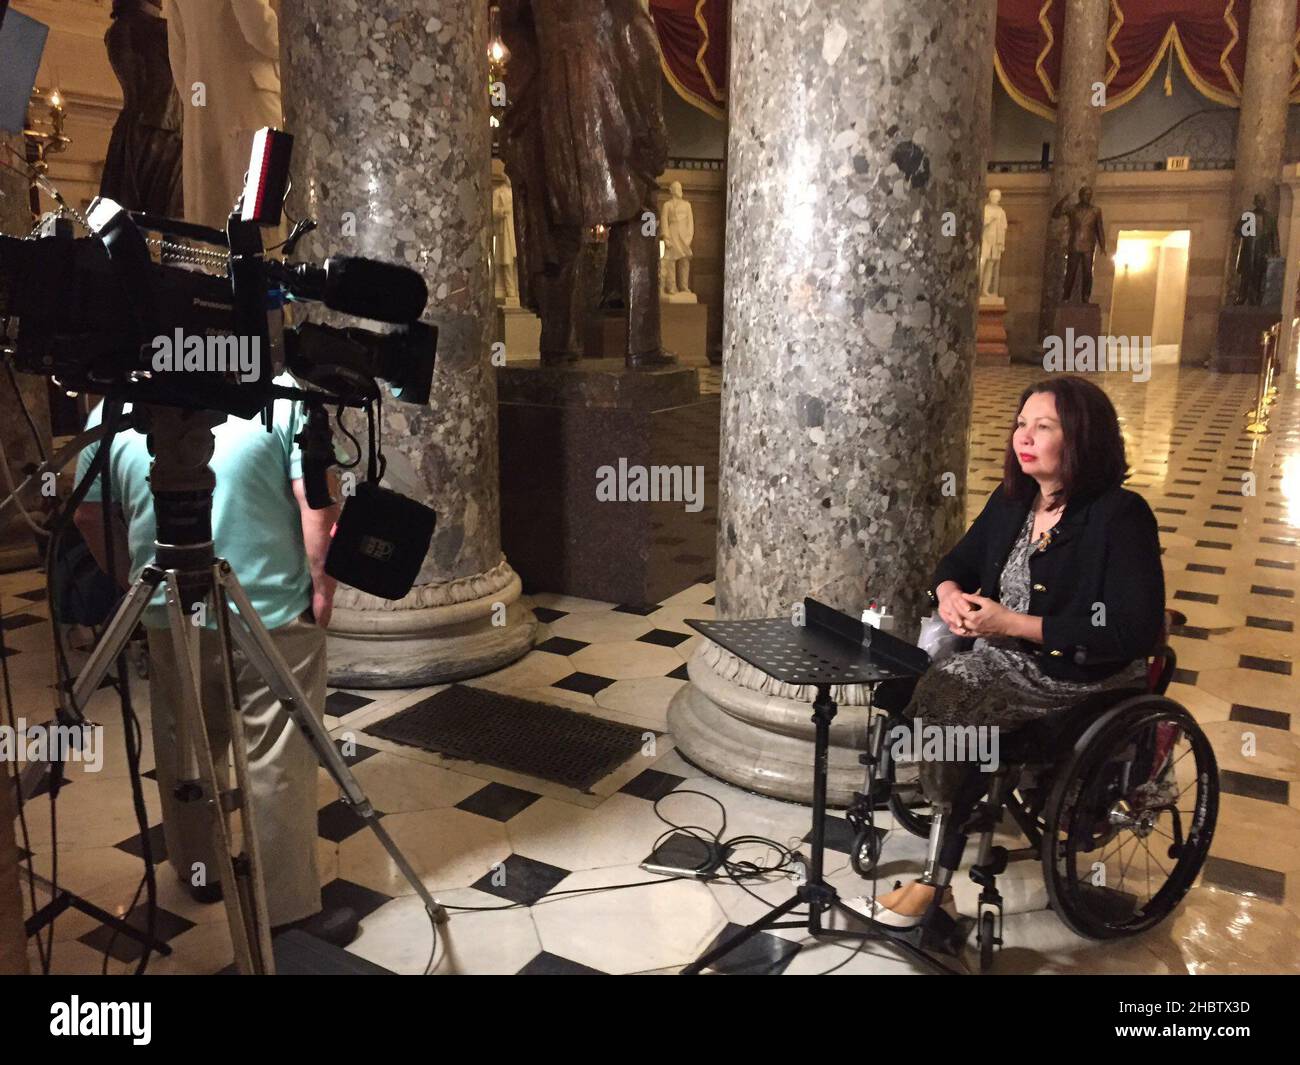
top-left (844, 610), bottom-right (1219, 972)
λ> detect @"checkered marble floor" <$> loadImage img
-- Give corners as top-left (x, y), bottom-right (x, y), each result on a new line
top-left (5, 362), bottom-right (1299, 975)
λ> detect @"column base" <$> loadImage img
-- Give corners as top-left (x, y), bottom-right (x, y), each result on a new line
top-left (326, 559), bottom-right (536, 688)
top-left (666, 644), bottom-right (874, 806)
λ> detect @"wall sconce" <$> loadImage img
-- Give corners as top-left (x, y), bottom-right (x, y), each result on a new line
top-left (487, 4), bottom-right (510, 81)
top-left (23, 86), bottom-right (71, 180)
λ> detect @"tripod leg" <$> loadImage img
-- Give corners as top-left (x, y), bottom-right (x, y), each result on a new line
top-left (160, 575), bottom-right (267, 974)
top-left (67, 573), bottom-right (159, 719)
top-left (216, 563), bottom-right (449, 926)
top-left (680, 893), bottom-right (804, 975)
top-left (210, 573), bottom-right (277, 970)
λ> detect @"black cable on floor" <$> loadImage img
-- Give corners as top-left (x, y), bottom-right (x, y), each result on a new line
top-left (0, 585), bottom-right (49, 974)
top-left (31, 402), bottom-right (158, 973)
top-left (440, 789), bottom-right (808, 923)
top-left (92, 402), bottom-right (157, 975)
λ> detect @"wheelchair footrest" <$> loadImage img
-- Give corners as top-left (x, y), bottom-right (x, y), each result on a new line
top-left (919, 907), bottom-right (971, 957)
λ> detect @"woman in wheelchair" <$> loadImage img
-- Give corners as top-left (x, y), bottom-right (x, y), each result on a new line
top-left (844, 375), bottom-right (1167, 930)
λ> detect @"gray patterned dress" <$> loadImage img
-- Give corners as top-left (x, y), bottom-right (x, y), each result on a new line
top-left (906, 508), bottom-right (1148, 734)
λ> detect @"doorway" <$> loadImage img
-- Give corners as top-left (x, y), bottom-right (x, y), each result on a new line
top-left (1109, 229), bottom-right (1191, 363)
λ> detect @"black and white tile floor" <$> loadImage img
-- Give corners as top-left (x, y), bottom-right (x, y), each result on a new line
top-left (7, 363), bottom-right (1299, 974)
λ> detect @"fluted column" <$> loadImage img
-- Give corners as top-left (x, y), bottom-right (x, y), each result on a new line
top-left (1037, 0), bottom-right (1109, 337)
top-left (667, 0), bottom-right (996, 804)
top-left (280, 2), bottom-right (534, 686)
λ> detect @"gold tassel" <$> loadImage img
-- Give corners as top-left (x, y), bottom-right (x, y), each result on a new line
top-left (1164, 44), bottom-right (1174, 95)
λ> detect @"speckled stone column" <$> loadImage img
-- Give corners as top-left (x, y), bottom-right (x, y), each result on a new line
top-left (667, 0), bottom-right (996, 804)
top-left (1037, 0), bottom-right (1108, 336)
top-left (1226, 0), bottom-right (1292, 285)
top-left (0, 134), bottom-right (51, 573)
top-left (0, 137), bottom-right (34, 974)
top-left (280, 2), bottom-right (534, 686)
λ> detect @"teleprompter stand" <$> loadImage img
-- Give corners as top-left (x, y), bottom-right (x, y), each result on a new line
top-left (679, 598), bottom-right (962, 976)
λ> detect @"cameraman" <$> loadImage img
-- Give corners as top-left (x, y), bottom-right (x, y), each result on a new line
top-left (72, 377), bottom-right (359, 947)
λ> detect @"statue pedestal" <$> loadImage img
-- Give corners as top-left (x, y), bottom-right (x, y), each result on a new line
top-left (497, 303), bottom-right (542, 361)
top-left (1049, 302), bottom-right (1101, 344)
top-left (664, 303), bottom-right (709, 366)
top-left (581, 306), bottom-right (709, 367)
top-left (498, 359), bottom-right (719, 607)
top-left (1029, 302), bottom-right (1101, 365)
top-left (1212, 305), bottom-right (1282, 373)
top-left (976, 296), bottom-right (1009, 364)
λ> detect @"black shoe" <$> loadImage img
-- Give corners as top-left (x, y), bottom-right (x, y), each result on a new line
top-left (185, 880), bottom-right (224, 905)
top-left (272, 906), bottom-right (361, 948)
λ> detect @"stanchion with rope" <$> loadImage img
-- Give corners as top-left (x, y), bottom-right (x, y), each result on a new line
top-left (1245, 323), bottom-right (1281, 435)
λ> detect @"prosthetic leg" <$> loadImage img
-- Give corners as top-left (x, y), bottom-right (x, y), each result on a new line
top-left (908, 764), bottom-right (1006, 963)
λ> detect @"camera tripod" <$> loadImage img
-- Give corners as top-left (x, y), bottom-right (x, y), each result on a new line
top-left (66, 404), bottom-right (448, 974)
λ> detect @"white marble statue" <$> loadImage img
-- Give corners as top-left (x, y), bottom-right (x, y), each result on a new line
top-left (492, 179), bottom-right (519, 304)
top-left (979, 188), bottom-right (1008, 298)
top-left (164, 0), bottom-right (282, 229)
top-left (660, 180), bottom-right (695, 302)
top-left (979, 188), bottom-right (1008, 299)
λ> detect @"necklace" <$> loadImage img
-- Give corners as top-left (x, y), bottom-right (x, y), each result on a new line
top-left (1031, 492), bottom-right (1063, 544)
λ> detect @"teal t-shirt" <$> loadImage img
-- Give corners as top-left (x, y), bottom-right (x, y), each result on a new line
top-left (75, 375), bottom-right (313, 630)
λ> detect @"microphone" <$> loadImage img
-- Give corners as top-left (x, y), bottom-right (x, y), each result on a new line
top-left (278, 256), bottom-right (429, 324)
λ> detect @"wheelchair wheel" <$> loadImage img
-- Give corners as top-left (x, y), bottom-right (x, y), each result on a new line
top-left (979, 911), bottom-right (997, 973)
top-left (889, 759), bottom-right (934, 838)
top-left (1040, 697), bottom-right (1217, 940)
top-left (850, 827), bottom-right (882, 877)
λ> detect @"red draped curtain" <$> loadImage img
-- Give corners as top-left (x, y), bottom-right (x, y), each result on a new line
top-left (649, 0), bottom-right (728, 119)
top-left (996, 0), bottom-right (1300, 118)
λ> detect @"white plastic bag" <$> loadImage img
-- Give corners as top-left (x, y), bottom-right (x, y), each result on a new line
top-left (917, 614), bottom-right (973, 664)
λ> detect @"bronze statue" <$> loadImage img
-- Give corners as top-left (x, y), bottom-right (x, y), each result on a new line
top-left (1052, 185), bottom-right (1106, 304)
top-left (1232, 192), bottom-right (1279, 307)
top-left (100, 0), bottom-right (183, 216)
top-left (499, 0), bottom-right (671, 369)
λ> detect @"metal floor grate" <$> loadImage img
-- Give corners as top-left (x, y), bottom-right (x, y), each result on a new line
top-left (364, 684), bottom-right (650, 792)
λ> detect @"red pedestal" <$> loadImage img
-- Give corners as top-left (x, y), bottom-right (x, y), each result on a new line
top-left (976, 299), bottom-right (1009, 364)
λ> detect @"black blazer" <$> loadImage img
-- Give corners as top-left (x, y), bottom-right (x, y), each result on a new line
top-left (931, 483), bottom-right (1165, 683)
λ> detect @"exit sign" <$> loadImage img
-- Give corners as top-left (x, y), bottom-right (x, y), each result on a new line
top-left (1166, 156), bottom-right (1191, 171)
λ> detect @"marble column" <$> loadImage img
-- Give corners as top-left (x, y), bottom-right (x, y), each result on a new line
top-left (280, 2), bottom-right (534, 686)
top-left (1037, 0), bottom-right (1109, 339)
top-left (667, 0), bottom-right (996, 804)
top-left (1225, 0), bottom-right (1292, 287)
top-left (0, 135), bottom-right (33, 974)
top-left (0, 134), bottom-right (52, 573)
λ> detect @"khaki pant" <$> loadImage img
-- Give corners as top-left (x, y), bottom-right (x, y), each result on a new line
top-left (146, 615), bottom-right (327, 927)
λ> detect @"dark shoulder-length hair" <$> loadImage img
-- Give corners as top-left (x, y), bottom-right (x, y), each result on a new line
top-left (1002, 375), bottom-right (1128, 510)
